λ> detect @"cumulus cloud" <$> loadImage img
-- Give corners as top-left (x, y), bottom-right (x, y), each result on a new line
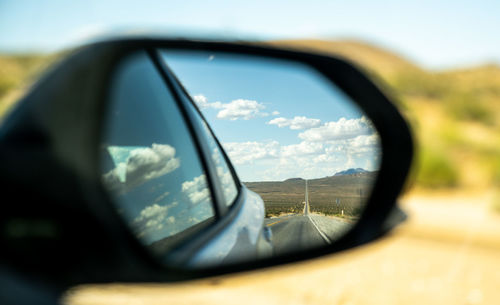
top-left (192, 94), bottom-right (223, 109)
top-left (327, 134), bottom-right (380, 156)
top-left (182, 174), bottom-right (211, 205)
top-left (223, 141), bottom-right (280, 165)
top-left (216, 165), bottom-right (238, 202)
top-left (131, 201), bottom-right (183, 240)
top-left (312, 153), bottom-right (340, 164)
top-left (209, 146), bottom-right (238, 202)
top-left (191, 95), bottom-right (270, 121)
top-left (281, 141), bottom-right (324, 157)
top-left (350, 134), bottom-right (380, 151)
top-left (268, 116), bottom-right (321, 130)
top-left (216, 99), bottom-right (266, 120)
top-left (193, 94), bottom-right (209, 108)
top-left (126, 144), bottom-right (180, 187)
top-left (103, 144), bottom-right (180, 192)
top-left (224, 133), bottom-right (380, 181)
top-left (298, 116), bottom-right (373, 142)
top-left (133, 203), bottom-right (170, 237)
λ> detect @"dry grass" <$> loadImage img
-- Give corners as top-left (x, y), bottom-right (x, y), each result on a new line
top-left (0, 53), bottom-right (62, 120)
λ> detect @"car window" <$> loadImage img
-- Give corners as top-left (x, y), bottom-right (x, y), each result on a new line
top-left (171, 77), bottom-right (239, 207)
top-left (200, 119), bottom-right (239, 207)
top-left (100, 51), bottom-right (215, 256)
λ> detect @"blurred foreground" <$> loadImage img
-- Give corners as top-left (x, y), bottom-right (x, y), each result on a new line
top-left (64, 190), bottom-right (500, 305)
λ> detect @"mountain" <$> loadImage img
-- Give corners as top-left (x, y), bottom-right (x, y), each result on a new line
top-left (245, 172), bottom-right (377, 217)
top-left (268, 39), bottom-right (421, 81)
top-left (0, 52), bottom-right (62, 118)
top-left (334, 168), bottom-right (369, 176)
top-left (244, 172), bottom-right (376, 202)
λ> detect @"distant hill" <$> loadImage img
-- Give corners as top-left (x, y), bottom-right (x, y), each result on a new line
top-left (268, 39), bottom-right (421, 82)
top-left (0, 52), bottom-right (63, 118)
top-left (334, 168), bottom-right (369, 176)
top-left (245, 172), bottom-right (376, 202)
top-left (245, 172), bottom-right (377, 216)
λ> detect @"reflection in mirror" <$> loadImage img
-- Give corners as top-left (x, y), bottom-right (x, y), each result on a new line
top-left (100, 52), bottom-right (216, 257)
top-left (162, 51), bottom-right (381, 257)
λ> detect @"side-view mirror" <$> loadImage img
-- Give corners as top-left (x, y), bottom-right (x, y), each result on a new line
top-left (0, 38), bottom-right (413, 287)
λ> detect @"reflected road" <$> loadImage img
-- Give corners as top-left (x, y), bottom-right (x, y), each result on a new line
top-left (265, 214), bottom-right (351, 255)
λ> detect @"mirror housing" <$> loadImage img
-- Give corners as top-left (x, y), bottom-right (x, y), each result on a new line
top-left (0, 37), bottom-right (413, 287)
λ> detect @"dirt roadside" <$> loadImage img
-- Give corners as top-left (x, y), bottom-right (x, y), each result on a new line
top-left (64, 192), bottom-right (500, 305)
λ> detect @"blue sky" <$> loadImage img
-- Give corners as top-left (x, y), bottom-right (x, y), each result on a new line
top-left (1, 0), bottom-right (500, 69)
top-left (162, 51), bottom-right (380, 181)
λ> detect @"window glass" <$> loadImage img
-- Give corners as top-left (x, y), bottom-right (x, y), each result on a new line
top-left (100, 52), bottom-right (215, 256)
top-left (200, 120), bottom-right (238, 206)
top-left (172, 77), bottom-right (239, 207)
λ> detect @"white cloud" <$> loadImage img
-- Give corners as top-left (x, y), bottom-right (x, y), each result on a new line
top-left (216, 99), bottom-right (266, 120)
top-left (216, 165), bottom-right (238, 202)
top-left (135, 204), bottom-right (168, 224)
top-left (329, 134), bottom-right (381, 156)
top-left (224, 133), bottom-right (380, 181)
top-left (350, 134), bottom-right (380, 149)
top-left (182, 174), bottom-right (211, 205)
top-left (272, 111), bottom-right (280, 116)
top-left (131, 201), bottom-right (181, 240)
top-left (298, 116), bottom-right (373, 142)
top-left (192, 94), bottom-right (223, 109)
top-left (223, 141), bottom-right (280, 165)
top-left (125, 144), bottom-right (180, 187)
top-left (191, 95), bottom-right (269, 121)
top-left (103, 144), bottom-right (180, 191)
top-left (193, 94), bottom-right (209, 108)
top-left (281, 141), bottom-right (323, 157)
top-left (133, 203), bottom-right (169, 237)
top-left (346, 154), bottom-right (355, 169)
top-left (313, 153), bottom-right (340, 163)
top-left (154, 191), bottom-right (170, 203)
top-left (210, 146), bottom-right (238, 202)
top-left (268, 116), bottom-right (321, 130)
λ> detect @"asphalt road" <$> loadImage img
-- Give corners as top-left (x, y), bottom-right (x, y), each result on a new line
top-left (265, 214), bottom-right (351, 255)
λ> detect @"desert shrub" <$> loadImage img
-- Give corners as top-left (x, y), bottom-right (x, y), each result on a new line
top-left (265, 201), bottom-right (303, 217)
top-left (445, 91), bottom-right (493, 125)
top-left (416, 147), bottom-right (459, 188)
top-left (0, 77), bottom-right (16, 99)
top-left (392, 70), bottom-right (451, 99)
top-left (490, 189), bottom-right (500, 214)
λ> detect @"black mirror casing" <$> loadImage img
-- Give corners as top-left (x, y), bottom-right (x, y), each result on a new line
top-left (0, 38), bottom-right (413, 288)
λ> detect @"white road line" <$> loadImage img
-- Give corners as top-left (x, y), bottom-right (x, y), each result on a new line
top-left (307, 215), bottom-right (332, 244)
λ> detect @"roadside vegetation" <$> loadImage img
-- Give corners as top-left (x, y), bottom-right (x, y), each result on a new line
top-left (0, 52), bottom-right (62, 120)
top-left (264, 202), bottom-right (304, 218)
top-left (246, 174), bottom-right (373, 218)
top-left (264, 198), bottom-right (365, 218)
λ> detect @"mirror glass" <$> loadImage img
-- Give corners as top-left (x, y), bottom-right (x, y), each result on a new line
top-left (101, 50), bottom-right (381, 269)
top-left (162, 50), bottom-right (381, 255)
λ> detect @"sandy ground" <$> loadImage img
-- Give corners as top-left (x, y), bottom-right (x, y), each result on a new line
top-left (64, 192), bottom-right (500, 305)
